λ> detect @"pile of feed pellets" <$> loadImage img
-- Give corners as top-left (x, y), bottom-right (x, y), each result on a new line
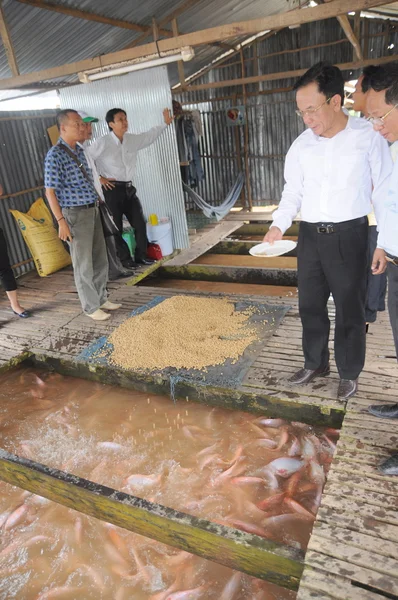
top-left (109, 296), bottom-right (258, 371)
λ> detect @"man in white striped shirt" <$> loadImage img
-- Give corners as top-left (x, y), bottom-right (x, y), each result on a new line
top-left (264, 62), bottom-right (392, 400)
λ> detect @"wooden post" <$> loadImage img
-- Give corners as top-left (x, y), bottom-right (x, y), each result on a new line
top-left (337, 14), bottom-right (363, 61)
top-left (172, 18), bottom-right (186, 89)
top-left (0, 448), bottom-right (304, 589)
top-left (0, 1), bottom-right (19, 76)
top-left (232, 92), bottom-right (245, 208)
top-left (240, 49), bottom-right (253, 211)
top-left (363, 17), bottom-right (369, 59)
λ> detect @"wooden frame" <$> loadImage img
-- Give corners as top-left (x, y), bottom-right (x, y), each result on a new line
top-left (0, 448), bottom-right (303, 588)
top-left (0, 2), bottom-right (19, 76)
top-left (0, 0), bottom-right (394, 90)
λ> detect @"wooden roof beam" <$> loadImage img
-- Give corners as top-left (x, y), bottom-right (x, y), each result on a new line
top-left (14, 0), bottom-right (174, 37)
top-left (125, 0), bottom-right (205, 49)
top-left (0, 0), bottom-right (394, 90)
top-left (177, 54), bottom-right (397, 93)
top-left (0, 1), bottom-right (19, 76)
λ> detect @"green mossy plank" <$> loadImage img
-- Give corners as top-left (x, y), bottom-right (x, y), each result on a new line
top-left (211, 240), bottom-right (297, 257)
top-left (157, 264), bottom-right (298, 287)
top-left (236, 224), bottom-right (300, 236)
top-left (0, 449), bottom-right (303, 589)
top-left (29, 353), bottom-right (344, 427)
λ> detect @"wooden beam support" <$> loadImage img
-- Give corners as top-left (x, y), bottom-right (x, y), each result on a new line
top-left (172, 18), bottom-right (186, 89)
top-left (179, 54), bottom-right (398, 93)
top-left (337, 14), bottom-right (363, 60)
top-left (0, 2), bottom-right (19, 76)
top-left (158, 263), bottom-right (298, 287)
top-left (0, 448), bottom-right (303, 588)
top-left (14, 0), bottom-right (173, 37)
top-left (125, 0), bottom-right (204, 49)
top-left (0, 0), bottom-right (394, 90)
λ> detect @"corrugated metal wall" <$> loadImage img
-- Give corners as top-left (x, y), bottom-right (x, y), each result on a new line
top-left (176, 17), bottom-right (398, 207)
top-left (0, 110), bottom-right (56, 277)
top-left (60, 67), bottom-right (189, 250)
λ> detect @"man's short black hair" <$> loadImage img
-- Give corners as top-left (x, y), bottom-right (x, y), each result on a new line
top-left (56, 109), bottom-right (79, 128)
top-left (361, 65), bottom-right (382, 93)
top-left (293, 61), bottom-right (344, 105)
top-left (106, 108), bottom-right (127, 131)
top-left (368, 61), bottom-right (398, 105)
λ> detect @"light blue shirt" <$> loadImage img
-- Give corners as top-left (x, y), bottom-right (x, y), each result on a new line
top-left (377, 156), bottom-right (398, 257)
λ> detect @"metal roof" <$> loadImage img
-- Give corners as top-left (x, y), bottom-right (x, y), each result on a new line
top-left (0, 0), bottom-right (396, 101)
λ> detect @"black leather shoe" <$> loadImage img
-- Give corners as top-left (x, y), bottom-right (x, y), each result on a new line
top-left (378, 454), bottom-right (398, 476)
top-left (337, 378), bottom-right (358, 400)
top-left (288, 364), bottom-right (330, 384)
top-left (368, 403), bottom-right (398, 419)
top-left (136, 258), bottom-right (155, 265)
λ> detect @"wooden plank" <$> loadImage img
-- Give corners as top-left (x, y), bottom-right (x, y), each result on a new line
top-left (304, 550), bottom-right (398, 596)
top-left (184, 54), bottom-right (398, 93)
top-left (14, 0), bottom-right (174, 36)
top-left (0, 449), bottom-right (303, 588)
top-left (298, 569), bottom-right (386, 600)
top-left (0, 3), bottom-right (19, 76)
top-left (308, 534), bottom-right (398, 581)
top-left (311, 521), bottom-right (398, 560)
top-left (157, 264), bottom-right (298, 286)
top-left (139, 278), bottom-right (299, 297)
top-left (324, 483), bottom-right (398, 509)
top-left (320, 494), bottom-right (398, 526)
top-left (0, 0), bottom-right (393, 89)
top-left (211, 238), bottom-right (297, 256)
top-left (192, 254), bottom-right (298, 270)
top-left (167, 220), bottom-right (245, 267)
top-left (326, 470), bottom-right (398, 497)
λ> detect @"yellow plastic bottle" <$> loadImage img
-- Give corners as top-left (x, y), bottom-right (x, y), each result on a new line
top-left (148, 213), bottom-right (158, 226)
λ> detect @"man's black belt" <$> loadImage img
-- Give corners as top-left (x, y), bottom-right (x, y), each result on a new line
top-left (112, 181), bottom-right (134, 188)
top-left (303, 216), bottom-right (367, 234)
top-left (65, 202), bottom-right (97, 210)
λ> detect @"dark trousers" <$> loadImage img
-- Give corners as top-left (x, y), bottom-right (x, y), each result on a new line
top-left (0, 227), bottom-right (17, 292)
top-left (297, 219), bottom-right (368, 380)
top-left (387, 261), bottom-right (398, 360)
top-left (365, 225), bottom-right (387, 323)
top-left (103, 184), bottom-right (148, 263)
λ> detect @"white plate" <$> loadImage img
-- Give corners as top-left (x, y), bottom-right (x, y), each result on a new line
top-left (249, 240), bottom-right (297, 257)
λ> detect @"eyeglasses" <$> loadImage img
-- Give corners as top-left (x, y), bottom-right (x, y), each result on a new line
top-left (367, 103), bottom-right (398, 127)
top-left (295, 98), bottom-right (332, 119)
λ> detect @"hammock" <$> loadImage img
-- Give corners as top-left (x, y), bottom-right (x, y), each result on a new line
top-left (182, 172), bottom-right (244, 221)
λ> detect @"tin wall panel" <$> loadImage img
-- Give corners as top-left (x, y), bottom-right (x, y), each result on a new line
top-left (176, 18), bottom-right (398, 207)
top-left (0, 111), bottom-right (56, 277)
top-left (60, 67), bottom-right (189, 249)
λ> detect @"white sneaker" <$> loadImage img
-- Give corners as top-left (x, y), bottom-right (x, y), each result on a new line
top-left (86, 309), bottom-right (111, 321)
top-left (100, 300), bottom-right (122, 311)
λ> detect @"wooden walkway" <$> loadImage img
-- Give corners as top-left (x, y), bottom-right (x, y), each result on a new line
top-left (0, 267), bottom-right (397, 598)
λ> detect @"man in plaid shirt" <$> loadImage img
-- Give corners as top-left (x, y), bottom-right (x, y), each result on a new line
top-left (45, 109), bottom-right (121, 321)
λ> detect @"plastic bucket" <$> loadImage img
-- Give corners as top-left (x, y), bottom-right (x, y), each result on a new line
top-left (146, 218), bottom-right (173, 257)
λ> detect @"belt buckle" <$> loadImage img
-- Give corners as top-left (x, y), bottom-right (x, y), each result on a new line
top-left (317, 224), bottom-right (334, 234)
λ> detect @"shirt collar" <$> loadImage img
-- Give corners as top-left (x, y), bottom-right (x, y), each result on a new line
top-left (110, 131), bottom-right (122, 146)
top-left (310, 111), bottom-right (351, 141)
top-left (58, 137), bottom-right (82, 154)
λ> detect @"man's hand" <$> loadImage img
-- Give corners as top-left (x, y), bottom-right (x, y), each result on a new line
top-left (0, 184), bottom-right (3, 196)
top-left (100, 176), bottom-right (116, 190)
top-left (163, 108), bottom-right (174, 126)
top-left (263, 226), bottom-right (283, 245)
top-left (371, 248), bottom-right (387, 275)
top-left (58, 219), bottom-right (72, 242)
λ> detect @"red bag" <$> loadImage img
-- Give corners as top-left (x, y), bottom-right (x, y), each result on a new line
top-left (147, 243), bottom-right (162, 260)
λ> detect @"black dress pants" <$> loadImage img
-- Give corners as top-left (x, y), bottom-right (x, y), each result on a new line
top-left (365, 225), bottom-right (387, 323)
top-left (297, 219), bottom-right (368, 380)
top-left (0, 227), bottom-right (17, 292)
top-left (103, 183), bottom-right (148, 263)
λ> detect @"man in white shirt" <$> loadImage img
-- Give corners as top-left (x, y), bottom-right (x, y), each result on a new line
top-left (88, 107), bottom-right (174, 267)
top-left (351, 67), bottom-right (388, 332)
top-left (365, 62), bottom-right (398, 475)
top-left (264, 62), bottom-right (392, 400)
